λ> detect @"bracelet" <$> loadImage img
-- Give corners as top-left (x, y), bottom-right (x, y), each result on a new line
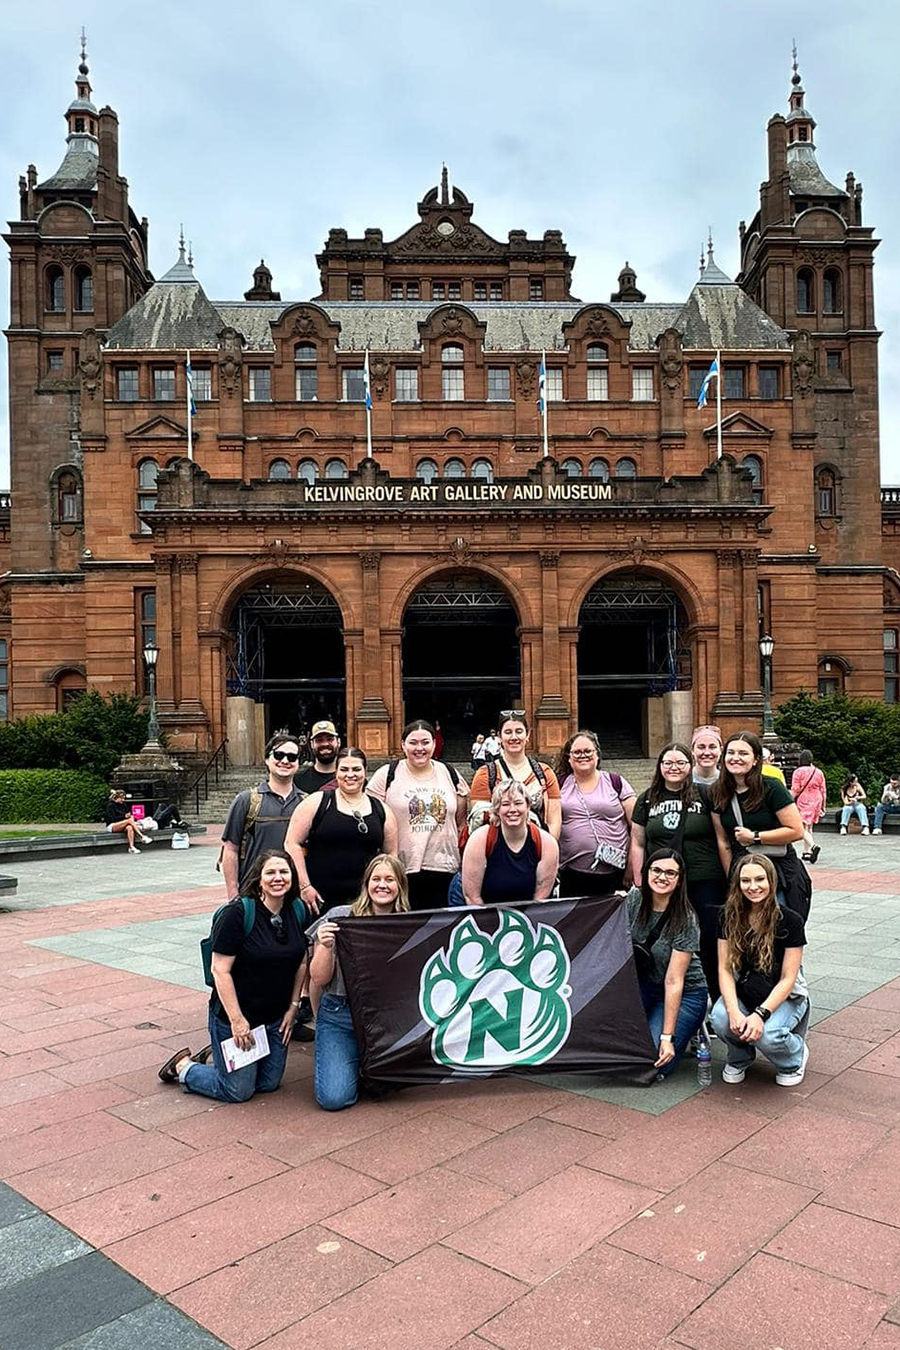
top-left (291, 1000), bottom-right (302, 1006)
top-left (753, 1005), bottom-right (772, 1023)
top-left (300, 883), bottom-right (312, 892)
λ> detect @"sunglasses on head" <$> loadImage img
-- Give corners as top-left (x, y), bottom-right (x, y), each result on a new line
top-left (271, 750), bottom-right (299, 763)
top-left (500, 709), bottom-right (526, 720)
top-left (269, 912), bottom-right (288, 943)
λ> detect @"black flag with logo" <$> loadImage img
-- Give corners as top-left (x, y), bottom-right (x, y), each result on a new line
top-left (336, 896), bottom-right (658, 1088)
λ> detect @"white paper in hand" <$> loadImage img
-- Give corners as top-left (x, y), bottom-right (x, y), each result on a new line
top-left (220, 1024), bottom-right (270, 1073)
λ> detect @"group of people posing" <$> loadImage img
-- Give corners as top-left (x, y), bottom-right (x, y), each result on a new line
top-left (159, 716), bottom-right (813, 1112)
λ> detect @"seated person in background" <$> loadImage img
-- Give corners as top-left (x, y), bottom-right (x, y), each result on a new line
top-left (105, 789), bottom-right (152, 854)
top-left (839, 774), bottom-right (869, 835)
top-left (873, 774), bottom-right (900, 834)
top-left (462, 780), bottom-right (559, 906)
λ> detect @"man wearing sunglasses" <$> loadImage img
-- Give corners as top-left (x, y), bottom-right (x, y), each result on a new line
top-left (220, 733), bottom-right (307, 903)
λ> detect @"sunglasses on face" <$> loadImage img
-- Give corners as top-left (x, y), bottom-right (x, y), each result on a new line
top-left (269, 912), bottom-right (288, 943)
top-left (271, 751), bottom-right (299, 763)
top-left (500, 709), bottom-right (526, 720)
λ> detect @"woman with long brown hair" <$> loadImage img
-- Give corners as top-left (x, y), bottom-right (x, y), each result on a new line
top-left (710, 853), bottom-right (809, 1086)
top-left (554, 730), bottom-right (636, 897)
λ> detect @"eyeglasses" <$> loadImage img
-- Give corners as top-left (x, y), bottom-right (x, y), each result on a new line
top-left (352, 811), bottom-right (369, 835)
top-left (269, 913), bottom-right (288, 944)
top-left (499, 709), bottom-right (526, 719)
top-left (649, 865), bottom-right (680, 880)
top-left (571, 749), bottom-right (596, 758)
top-left (271, 751), bottom-right (299, 763)
top-left (660, 760), bottom-right (690, 770)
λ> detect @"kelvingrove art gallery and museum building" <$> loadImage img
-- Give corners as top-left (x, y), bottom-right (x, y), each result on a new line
top-left (2, 51), bottom-right (899, 762)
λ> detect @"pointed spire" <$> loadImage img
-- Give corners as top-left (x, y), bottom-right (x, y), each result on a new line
top-left (440, 163), bottom-right (449, 205)
top-left (160, 228), bottom-right (196, 282)
top-left (707, 227), bottom-right (715, 266)
top-left (791, 38), bottom-right (800, 87)
top-left (178, 224), bottom-right (186, 264)
top-left (699, 243), bottom-right (706, 277)
top-left (79, 26), bottom-right (89, 76)
top-left (697, 229), bottom-right (734, 286)
top-left (188, 240), bottom-right (194, 267)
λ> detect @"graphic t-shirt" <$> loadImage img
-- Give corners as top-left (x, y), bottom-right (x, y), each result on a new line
top-left (716, 776), bottom-right (795, 848)
top-left (368, 761), bottom-right (468, 875)
top-left (632, 788), bottom-right (724, 882)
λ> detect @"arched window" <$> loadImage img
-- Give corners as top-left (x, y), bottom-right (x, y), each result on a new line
top-left (55, 669), bottom-right (87, 712)
top-left (561, 458), bottom-right (582, 478)
top-left (297, 459), bottom-right (317, 484)
top-left (615, 457), bottom-right (637, 479)
top-left (55, 469), bottom-right (82, 524)
top-left (797, 268), bottom-right (815, 314)
top-left (742, 454), bottom-right (764, 502)
top-left (443, 458), bottom-right (465, 479)
top-left (74, 266), bottom-right (93, 313)
top-left (823, 269), bottom-right (842, 314)
top-left (589, 457), bottom-right (610, 481)
top-left (472, 458), bottom-right (494, 482)
top-left (815, 466), bottom-right (838, 517)
top-left (325, 458), bottom-right (348, 479)
top-left (442, 344), bottom-right (464, 400)
top-left (294, 343), bottom-right (318, 401)
top-left (416, 458), bottom-right (438, 483)
top-left (46, 266), bottom-right (65, 312)
top-left (136, 458), bottom-right (158, 535)
top-left (587, 344), bottom-right (609, 401)
top-left (268, 458), bottom-right (291, 480)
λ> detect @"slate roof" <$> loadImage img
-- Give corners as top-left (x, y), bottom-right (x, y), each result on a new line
top-left (37, 144), bottom-right (98, 192)
top-left (106, 265), bottom-right (227, 350)
top-left (786, 145), bottom-right (846, 199)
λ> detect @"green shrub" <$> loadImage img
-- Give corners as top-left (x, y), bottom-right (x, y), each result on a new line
top-left (0, 769), bottom-right (109, 823)
top-left (0, 691), bottom-right (149, 781)
top-left (776, 690), bottom-right (900, 803)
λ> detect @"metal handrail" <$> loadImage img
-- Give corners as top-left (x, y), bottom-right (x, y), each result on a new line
top-left (181, 738), bottom-right (229, 817)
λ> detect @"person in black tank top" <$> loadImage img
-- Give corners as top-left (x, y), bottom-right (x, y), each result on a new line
top-left (285, 749), bottom-right (399, 913)
top-left (461, 779), bottom-right (559, 906)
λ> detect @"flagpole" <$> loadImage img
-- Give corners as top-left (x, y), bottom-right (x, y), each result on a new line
top-left (715, 347), bottom-right (722, 461)
top-left (185, 349), bottom-right (193, 461)
top-left (541, 350), bottom-right (549, 459)
top-left (364, 350), bottom-right (373, 459)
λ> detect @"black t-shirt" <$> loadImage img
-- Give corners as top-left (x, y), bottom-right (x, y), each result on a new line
top-left (296, 764), bottom-right (338, 795)
top-left (632, 787), bottom-right (723, 882)
top-left (211, 898), bottom-right (307, 1027)
top-left (718, 905), bottom-right (806, 1008)
top-left (717, 777), bottom-right (794, 845)
top-left (105, 800), bottom-right (129, 825)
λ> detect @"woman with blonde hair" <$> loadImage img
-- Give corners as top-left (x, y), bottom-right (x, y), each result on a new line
top-left (307, 854), bottom-right (408, 1109)
top-left (710, 853), bottom-right (810, 1087)
top-left (461, 778), bottom-right (559, 905)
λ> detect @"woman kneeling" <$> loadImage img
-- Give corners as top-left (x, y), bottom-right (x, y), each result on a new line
top-left (711, 853), bottom-right (810, 1086)
top-left (159, 849), bottom-right (307, 1102)
top-left (625, 848), bottom-right (708, 1076)
top-left (309, 854), bottom-right (409, 1111)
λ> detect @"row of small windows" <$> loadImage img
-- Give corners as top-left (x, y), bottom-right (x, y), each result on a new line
top-left (350, 279), bottom-right (539, 302)
top-left (797, 267), bottom-right (842, 315)
top-left (45, 265), bottom-right (93, 313)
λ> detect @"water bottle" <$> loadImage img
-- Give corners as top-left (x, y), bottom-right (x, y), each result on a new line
top-left (696, 1032), bottom-right (712, 1087)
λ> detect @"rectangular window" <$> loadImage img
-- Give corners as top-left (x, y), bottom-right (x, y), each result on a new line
top-left (0, 637), bottom-right (8, 722)
top-left (248, 367), bottom-right (272, 401)
top-left (474, 283), bottom-right (487, 301)
top-left (137, 493), bottom-right (156, 535)
top-left (192, 366), bottom-right (212, 401)
top-left (349, 277), bottom-right (364, 299)
top-left (487, 367), bottom-right (511, 401)
top-left (448, 283), bottom-right (461, 300)
top-left (587, 367), bottom-right (609, 401)
top-left (432, 283), bottom-right (445, 300)
top-left (758, 366), bottom-right (779, 400)
top-left (406, 282), bottom-right (419, 299)
top-left (395, 368), bottom-right (419, 401)
top-left (826, 350), bottom-right (843, 373)
top-left (818, 677), bottom-right (840, 698)
top-left (442, 367), bottom-right (464, 400)
top-left (47, 351), bottom-right (64, 373)
top-left (546, 368), bottom-right (564, 402)
top-left (342, 367), bottom-right (366, 402)
top-left (529, 280), bottom-right (544, 300)
top-left (295, 366), bottom-right (318, 401)
top-left (390, 283), bottom-right (403, 299)
top-left (116, 367), bottom-right (139, 401)
top-left (688, 366), bottom-right (707, 400)
top-left (631, 367), bottom-right (654, 401)
top-left (153, 367), bottom-right (176, 401)
top-left (886, 630), bottom-right (899, 704)
top-left (137, 591), bottom-right (157, 694)
top-left (60, 489), bottom-right (79, 522)
top-left (490, 283), bottom-right (503, 300)
top-left (724, 366), bottom-right (745, 398)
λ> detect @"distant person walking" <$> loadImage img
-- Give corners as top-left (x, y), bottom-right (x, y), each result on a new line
top-left (482, 730), bottom-right (501, 763)
top-left (470, 734), bottom-right (487, 770)
top-left (790, 751), bottom-right (826, 862)
top-left (873, 774), bottom-right (900, 834)
top-left (839, 774), bottom-right (869, 835)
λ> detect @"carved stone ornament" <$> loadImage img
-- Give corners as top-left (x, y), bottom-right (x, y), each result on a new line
top-left (291, 311), bottom-right (316, 337)
top-left (430, 536), bottom-right (484, 567)
top-left (370, 357), bottom-right (390, 398)
top-left (254, 540), bottom-right (309, 572)
top-left (218, 348), bottom-right (242, 397)
top-left (78, 328), bottom-right (102, 400)
top-left (516, 360), bottom-right (536, 399)
top-left (658, 328), bottom-right (683, 394)
top-left (800, 248), bottom-right (833, 268)
top-left (175, 552), bottom-right (199, 574)
top-left (605, 535), bottom-right (658, 566)
top-left (586, 315), bottom-right (613, 339)
top-left (539, 550), bottom-right (560, 569)
top-left (0, 586), bottom-right (9, 618)
top-left (45, 244), bottom-right (85, 266)
top-left (441, 307), bottom-right (464, 335)
top-left (791, 329), bottom-right (815, 397)
top-left (394, 223), bottom-right (498, 256)
top-left (359, 550), bottom-right (381, 572)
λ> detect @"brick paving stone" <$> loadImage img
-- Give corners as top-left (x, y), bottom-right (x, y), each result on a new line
top-left (853, 1032), bottom-right (900, 1078)
top-left (0, 1021), bottom-right (112, 1056)
top-left (858, 988), bottom-right (900, 1015)
top-left (327, 1109), bottom-right (497, 1184)
top-left (409, 1077), bottom-right (573, 1132)
top-left (50, 1025), bottom-right (175, 1064)
top-left (10, 1130), bottom-right (197, 1210)
top-left (819, 1131), bottom-right (900, 1227)
top-left (253, 1244), bottom-right (526, 1350)
top-left (607, 1160), bottom-right (816, 1286)
top-left (0, 1083), bottom-right (136, 1140)
top-left (863, 1325), bottom-right (900, 1349)
top-left (723, 1104), bottom-right (889, 1190)
top-left (105, 1157), bottom-right (383, 1293)
top-left (0, 1072), bottom-right (78, 1110)
top-left (51, 1142), bottom-right (287, 1246)
top-left (0, 1183), bottom-right (39, 1227)
top-left (45, 1039), bottom-right (176, 1087)
top-left (241, 1092), bottom-right (440, 1167)
top-left (765, 1203), bottom-right (900, 1295)
top-left (324, 1164), bottom-right (509, 1263)
top-left (0, 1250), bottom-right (153, 1350)
top-left (169, 1223), bottom-right (390, 1349)
top-left (105, 1091), bottom-right (222, 1130)
top-left (444, 1163), bottom-right (660, 1285)
top-left (444, 1116), bottom-right (601, 1194)
top-left (0, 1111), bottom-right (141, 1179)
top-left (805, 1028), bottom-right (876, 1075)
top-left (816, 1005), bottom-right (900, 1042)
top-left (55, 1299), bottom-right (230, 1350)
top-left (806, 1068), bottom-right (900, 1127)
top-left (481, 1243), bottom-right (705, 1350)
top-left (538, 1093), bottom-right (646, 1138)
top-left (675, 1251), bottom-right (888, 1350)
top-left (0, 1048), bottom-right (66, 1082)
top-left (0, 1212), bottom-right (91, 1289)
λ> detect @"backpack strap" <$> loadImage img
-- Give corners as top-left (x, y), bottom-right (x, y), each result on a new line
top-left (487, 760), bottom-right (498, 792)
top-left (238, 787), bottom-right (264, 862)
top-left (528, 756), bottom-right (547, 787)
top-left (609, 772), bottom-right (623, 795)
top-left (485, 821), bottom-right (542, 860)
top-left (309, 790), bottom-right (333, 835)
top-left (446, 763), bottom-right (460, 789)
top-left (240, 895), bottom-right (255, 937)
top-left (385, 759), bottom-right (400, 791)
top-left (529, 821), bottom-right (543, 859)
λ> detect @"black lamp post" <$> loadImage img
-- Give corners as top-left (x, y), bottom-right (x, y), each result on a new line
top-left (759, 633), bottom-right (775, 741)
top-left (142, 640), bottom-right (161, 749)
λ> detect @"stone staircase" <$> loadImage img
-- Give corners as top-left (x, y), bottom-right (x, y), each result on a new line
top-left (604, 757), bottom-right (655, 797)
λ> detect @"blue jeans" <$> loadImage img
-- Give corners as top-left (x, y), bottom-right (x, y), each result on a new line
top-left (640, 981), bottom-right (708, 1076)
top-left (181, 1009), bottom-right (288, 1103)
top-left (314, 994), bottom-right (359, 1111)
top-left (874, 803), bottom-right (900, 829)
top-left (709, 994), bottom-right (809, 1074)
top-left (841, 803), bottom-right (868, 828)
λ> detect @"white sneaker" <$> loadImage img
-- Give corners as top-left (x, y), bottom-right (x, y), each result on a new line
top-left (776, 1041), bottom-right (810, 1087)
top-left (840, 826), bottom-right (847, 835)
top-left (862, 826), bottom-right (870, 835)
top-left (873, 828), bottom-right (883, 835)
top-left (139, 833), bottom-right (153, 845)
top-left (128, 846), bottom-right (141, 855)
top-left (722, 1063), bottom-right (747, 1084)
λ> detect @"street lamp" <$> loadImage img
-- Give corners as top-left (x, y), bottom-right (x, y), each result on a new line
top-left (759, 633), bottom-right (775, 742)
top-left (142, 640), bottom-right (162, 749)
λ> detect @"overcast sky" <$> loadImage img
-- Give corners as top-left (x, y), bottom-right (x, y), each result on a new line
top-left (3, 0), bottom-right (899, 486)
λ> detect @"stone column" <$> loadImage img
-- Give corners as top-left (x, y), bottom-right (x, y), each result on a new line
top-left (739, 549), bottom-right (762, 698)
top-left (534, 551), bottom-right (570, 750)
top-left (176, 553), bottom-right (202, 711)
top-left (383, 627), bottom-right (404, 754)
top-left (716, 550), bottom-right (738, 696)
top-left (354, 551), bottom-right (391, 756)
top-left (154, 554), bottom-right (175, 714)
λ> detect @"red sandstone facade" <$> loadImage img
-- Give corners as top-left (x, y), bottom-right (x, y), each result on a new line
top-left (0, 53), bottom-right (893, 760)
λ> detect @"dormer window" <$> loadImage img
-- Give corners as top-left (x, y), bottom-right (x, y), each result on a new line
top-left (587, 344), bottom-right (609, 401)
top-left (442, 344), bottom-right (464, 401)
top-left (294, 343), bottom-right (318, 401)
top-left (799, 126), bottom-right (809, 141)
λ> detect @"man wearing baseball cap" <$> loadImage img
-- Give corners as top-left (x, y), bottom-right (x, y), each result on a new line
top-left (296, 719), bottom-right (341, 794)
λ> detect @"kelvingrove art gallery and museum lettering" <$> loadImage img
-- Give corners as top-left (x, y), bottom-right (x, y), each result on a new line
top-left (300, 478), bottom-right (614, 506)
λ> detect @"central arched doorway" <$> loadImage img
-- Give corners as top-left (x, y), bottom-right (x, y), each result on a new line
top-left (578, 572), bottom-right (692, 755)
top-left (227, 576), bottom-right (345, 738)
top-left (402, 569), bottom-right (520, 758)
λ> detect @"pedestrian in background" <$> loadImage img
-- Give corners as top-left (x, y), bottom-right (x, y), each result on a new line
top-left (790, 751), bottom-right (826, 862)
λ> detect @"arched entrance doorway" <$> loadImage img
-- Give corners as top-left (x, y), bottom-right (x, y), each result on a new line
top-left (402, 570), bottom-right (520, 758)
top-left (578, 572), bottom-right (692, 755)
top-left (227, 576), bottom-right (345, 738)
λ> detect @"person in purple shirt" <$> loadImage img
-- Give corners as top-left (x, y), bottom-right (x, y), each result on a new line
top-left (554, 730), bottom-right (636, 897)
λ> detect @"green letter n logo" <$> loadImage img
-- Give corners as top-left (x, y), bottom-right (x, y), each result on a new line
top-left (465, 988), bottom-right (523, 1061)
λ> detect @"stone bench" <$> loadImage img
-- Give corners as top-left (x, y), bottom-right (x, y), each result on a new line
top-left (0, 826), bottom-right (206, 864)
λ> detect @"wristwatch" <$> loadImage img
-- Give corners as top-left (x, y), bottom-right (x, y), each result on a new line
top-left (753, 1005), bottom-right (772, 1022)
top-left (659, 1033), bottom-right (674, 1042)
top-left (752, 833), bottom-right (761, 845)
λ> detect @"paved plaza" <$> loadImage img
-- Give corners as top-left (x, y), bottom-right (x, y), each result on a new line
top-left (1, 832), bottom-right (900, 1348)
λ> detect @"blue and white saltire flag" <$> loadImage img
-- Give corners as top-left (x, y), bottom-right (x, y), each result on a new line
top-left (537, 352), bottom-right (546, 416)
top-left (363, 350), bottom-right (373, 412)
top-left (186, 354), bottom-right (197, 418)
top-left (696, 357), bottom-right (719, 409)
